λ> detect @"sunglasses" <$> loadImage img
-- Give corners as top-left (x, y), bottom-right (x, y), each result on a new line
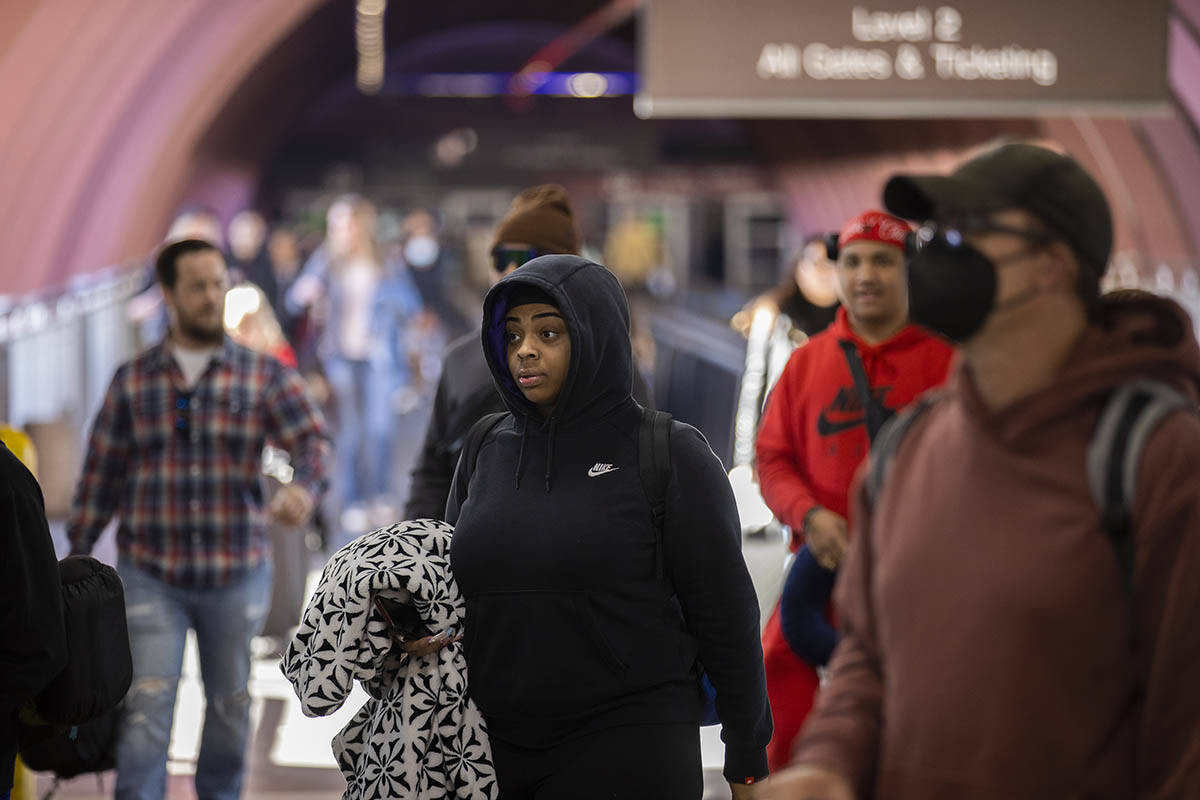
top-left (917, 218), bottom-right (1059, 250)
top-left (491, 246), bottom-right (540, 274)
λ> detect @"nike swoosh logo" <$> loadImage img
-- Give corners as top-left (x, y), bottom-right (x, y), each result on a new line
top-left (588, 465), bottom-right (620, 477)
top-left (816, 412), bottom-right (866, 436)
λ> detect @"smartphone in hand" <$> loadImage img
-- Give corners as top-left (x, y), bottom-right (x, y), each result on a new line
top-left (373, 595), bottom-right (431, 643)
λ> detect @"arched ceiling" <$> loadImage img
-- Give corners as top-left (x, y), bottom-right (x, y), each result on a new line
top-left (1, 0), bottom-right (1198, 299)
top-left (0, 0), bottom-right (631, 297)
top-left (0, 0), bottom-right (327, 295)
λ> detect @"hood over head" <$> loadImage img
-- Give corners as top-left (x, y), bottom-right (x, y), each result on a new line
top-left (482, 254), bottom-right (634, 425)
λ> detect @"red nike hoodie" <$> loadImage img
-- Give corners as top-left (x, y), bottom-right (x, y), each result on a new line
top-left (754, 307), bottom-right (953, 771)
top-left (757, 307), bottom-right (954, 536)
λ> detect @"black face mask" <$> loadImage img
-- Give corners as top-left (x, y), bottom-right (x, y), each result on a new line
top-left (906, 236), bottom-right (997, 343)
top-left (907, 222), bottom-right (1058, 343)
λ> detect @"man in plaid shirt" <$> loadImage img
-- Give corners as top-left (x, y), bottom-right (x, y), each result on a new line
top-left (68, 238), bottom-right (331, 800)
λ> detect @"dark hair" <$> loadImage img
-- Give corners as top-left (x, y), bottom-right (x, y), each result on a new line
top-left (994, 211), bottom-right (1099, 323)
top-left (156, 239), bottom-right (221, 288)
top-left (1076, 256), bottom-right (1102, 322)
top-left (1031, 215), bottom-right (1102, 322)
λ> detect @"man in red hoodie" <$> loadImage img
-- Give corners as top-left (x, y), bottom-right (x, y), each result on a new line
top-left (768, 144), bottom-right (1200, 799)
top-left (754, 210), bottom-right (954, 772)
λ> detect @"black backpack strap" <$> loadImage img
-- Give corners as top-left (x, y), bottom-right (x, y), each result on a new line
top-left (442, 383), bottom-right (510, 459)
top-left (638, 407), bottom-right (673, 579)
top-left (866, 395), bottom-right (937, 509)
top-left (837, 339), bottom-right (894, 443)
top-left (1086, 380), bottom-right (1190, 649)
top-left (460, 412), bottom-right (508, 485)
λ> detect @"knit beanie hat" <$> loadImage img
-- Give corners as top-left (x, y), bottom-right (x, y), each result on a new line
top-left (838, 210), bottom-right (912, 252)
top-left (491, 185), bottom-right (581, 255)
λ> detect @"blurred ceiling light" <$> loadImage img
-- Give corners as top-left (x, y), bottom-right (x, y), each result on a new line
top-left (224, 285), bottom-right (261, 331)
top-left (415, 73), bottom-right (501, 97)
top-left (355, 0), bottom-right (387, 94)
top-left (513, 60), bottom-right (552, 95)
top-left (567, 72), bottom-right (608, 98)
top-left (432, 128), bottom-right (479, 167)
top-left (508, 0), bottom-right (641, 98)
top-left (406, 72), bottom-right (634, 98)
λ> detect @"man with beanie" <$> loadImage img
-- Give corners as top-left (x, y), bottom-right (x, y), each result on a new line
top-left (404, 185), bottom-right (649, 520)
top-left (754, 209), bottom-right (953, 773)
top-left (766, 143), bottom-right (1200, 799)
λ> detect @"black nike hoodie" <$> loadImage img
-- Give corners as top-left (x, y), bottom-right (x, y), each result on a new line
top-left (447, 255), bottom-right (771, 783)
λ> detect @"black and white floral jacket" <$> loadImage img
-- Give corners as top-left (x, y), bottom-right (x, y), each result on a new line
top-left (281, 519), bottom-right (497, 799)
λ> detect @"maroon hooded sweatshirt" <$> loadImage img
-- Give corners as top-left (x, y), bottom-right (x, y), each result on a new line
top-left (793, 293), bottom-right (1200, 799)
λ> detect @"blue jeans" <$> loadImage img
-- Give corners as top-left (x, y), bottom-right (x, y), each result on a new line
top-left (115, 559), bottom-right (270, 800)
top-left (325, 356), bottom-right (399, 508)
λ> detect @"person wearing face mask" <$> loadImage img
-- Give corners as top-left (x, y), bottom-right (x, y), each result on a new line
top-left (400, 208), bottom-right (471, 336)
top-left (765, 143), bottom-right (1200, 800)
top-left (445, 256), bottom-right (771, 799)
top-left (225, 209), bottom-right (274, 301)
top-left (754, 210), bottom-right (954, 774)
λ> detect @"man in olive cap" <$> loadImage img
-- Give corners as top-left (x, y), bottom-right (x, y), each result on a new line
top-left (766, 143), bottom-right (1200, 799)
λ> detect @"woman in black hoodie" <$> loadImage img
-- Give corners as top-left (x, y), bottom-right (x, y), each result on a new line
top-left (447, 255), bottom-right (771, 799)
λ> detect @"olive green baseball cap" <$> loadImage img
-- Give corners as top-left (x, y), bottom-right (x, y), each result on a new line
top-left (884, 142), bottom-right (1113, 275)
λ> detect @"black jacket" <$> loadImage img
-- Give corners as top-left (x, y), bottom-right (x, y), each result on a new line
top-left (1, 442), bottom-right (67, 790)
top-left (447, 256), bottom-right (771, 783)
top-left (405, 322), bottom-right (652, 522)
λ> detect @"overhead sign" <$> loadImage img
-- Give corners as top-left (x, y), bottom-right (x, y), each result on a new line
top-left (637, 1), bottom-right (1169, 118)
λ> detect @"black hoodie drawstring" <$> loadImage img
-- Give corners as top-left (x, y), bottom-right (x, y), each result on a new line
top-left (512, 414), bottom-right (558, 492)
top-left (514, 416), bottom-right (529, 490)
top-left (544, 417), bottom-right (558, 493)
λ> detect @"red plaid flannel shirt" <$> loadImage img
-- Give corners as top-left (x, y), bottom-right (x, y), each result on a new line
top-left (67, 339), bottom-right (332, 587)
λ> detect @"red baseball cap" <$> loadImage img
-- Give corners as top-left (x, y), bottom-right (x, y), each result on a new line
top-left (838, 210), bottom-right (911, 252)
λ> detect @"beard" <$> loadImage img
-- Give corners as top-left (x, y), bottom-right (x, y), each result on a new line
top-left (176, 312), bottom-right (225, 345)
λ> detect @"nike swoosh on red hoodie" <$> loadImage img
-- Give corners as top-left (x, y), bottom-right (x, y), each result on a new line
top-left (755, 307), bottom-right (954, 539)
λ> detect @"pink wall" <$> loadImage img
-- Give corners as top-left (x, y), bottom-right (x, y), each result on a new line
top-left (0, 0), bottom-right (325, 298)
top-left (761, 115), bottom-right (1198, 273)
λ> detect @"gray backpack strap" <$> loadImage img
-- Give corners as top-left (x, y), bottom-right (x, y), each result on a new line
top-left (1086, 379), bottom-right (1191, 648)
top-left (866, 395), bottom-right (937, 509)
